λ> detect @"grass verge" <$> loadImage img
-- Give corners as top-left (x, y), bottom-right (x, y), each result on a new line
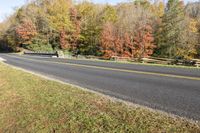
top-left (0, 63), bottom-right (199, 132)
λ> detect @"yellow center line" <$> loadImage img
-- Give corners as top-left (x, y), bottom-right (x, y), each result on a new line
top-left (6, 54), bottom-right (200, 81)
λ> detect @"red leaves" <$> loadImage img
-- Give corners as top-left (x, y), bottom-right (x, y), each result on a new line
top-left (100, 23), bottom-right (156, 59)
top-left (15, 20), bottom-right (37, 45)
top-left (100, 23), bottom-right (116, 59)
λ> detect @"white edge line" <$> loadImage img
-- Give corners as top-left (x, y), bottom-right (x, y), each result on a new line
top-left (0, 57), bottom-right (6, 62)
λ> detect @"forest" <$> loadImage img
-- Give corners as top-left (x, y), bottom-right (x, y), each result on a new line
top-left (0, 0), bottom-right (200, 60)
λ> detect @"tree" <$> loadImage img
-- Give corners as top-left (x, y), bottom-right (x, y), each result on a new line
top-left (4, 28), bottom-right (18, 51)
top-left (133, 24), bottom-right (155, 58)
top-left (16, 8), bottom-right (27, 23)
top-left (114, 35), bottom-right (124, 56)
top-left (70, 7), bottom-right (81, 54)
top-left (100, 23), bottom-right (116, 59)
top-left (151, 1), bottom-right (165, 18)
top-left (134, 0), bottom-right (151, 8)
top-left (185, 2), bottom-right (200, 18)
top-left (59, 28), bottom-right (69, 49)
top-left (100, 5), bottom-right (117, 23)
top-left (15, 19), bottom-right (37, 46)
top-left (46, 0), bottom-right (73, 49)
top-left (194, 17), bottom-right (200, 59)
top-left (77, 2), bottom-right (102, 55)
top-left (185, 1), bottom-right (200, 58)
top-left (176, 17), bottom-right (198, 59)
top-left (156, 0), bottom-right (184, 58)
top-left (122, 32), bottom-right (134, 58)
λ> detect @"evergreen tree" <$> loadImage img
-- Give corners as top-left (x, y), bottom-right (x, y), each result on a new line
top-left (157, 0), bottom-right (184, 58)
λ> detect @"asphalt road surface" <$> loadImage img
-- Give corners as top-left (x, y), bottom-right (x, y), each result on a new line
top-left (1, 53), bottom-right (200, 121)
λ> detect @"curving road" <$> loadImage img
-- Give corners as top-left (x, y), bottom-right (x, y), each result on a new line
top-left (1, 53), bottom-right (200, 121)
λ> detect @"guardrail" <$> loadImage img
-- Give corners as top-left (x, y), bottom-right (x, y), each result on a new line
top-left (24, 51), bottom-right (58, 57)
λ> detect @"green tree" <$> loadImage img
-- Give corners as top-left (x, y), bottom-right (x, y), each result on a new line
top-left (46, 0), bottom-right (73, 49)
top-left (100, 5), bottom-right (117, 23)
top-left (156, 0), bottom-right (184, 58)
top-left (77, 2), bottom-right (102, 55)
top-left (196, 18), bottom-right (200, 58)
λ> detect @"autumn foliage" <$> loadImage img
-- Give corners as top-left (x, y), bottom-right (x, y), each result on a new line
top-left (0, 0), bottom-right (200, 59)
top-left (100, 23), bottom-right (116, 59)
top-left (15, 20), bottom-right (37, 45)
top-left (133, 24), bottom-right (156, 58)
top-left (100, 23), bottom-right (155, 59)
top-left (60, 29), bottom-right (68, 49)
top-left (69, 7), bottom-right (81, 53)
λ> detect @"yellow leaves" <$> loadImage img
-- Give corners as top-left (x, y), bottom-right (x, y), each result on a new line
top-left (189, 19), bottom-right (198, 33)
top-left (150, 2), bottom-right (164, 17)
top-left (177, 47), bottom-right (197, 60)
top-left (77, 2), bottom-right (95, 17)
top-left (46, 0), bottom-right (72, 31)
top-left (101, 5), bottom-right (118, 23)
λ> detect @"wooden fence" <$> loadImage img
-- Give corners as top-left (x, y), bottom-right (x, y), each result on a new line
top-left (111, 56), bottom-right (200, 67)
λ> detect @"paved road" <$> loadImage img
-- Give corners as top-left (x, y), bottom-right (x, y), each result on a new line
top-left (1, 54), bottom-right (200, 121)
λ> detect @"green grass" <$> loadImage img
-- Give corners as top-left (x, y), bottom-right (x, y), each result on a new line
top-left (0, 63), bottom-right (199, 132)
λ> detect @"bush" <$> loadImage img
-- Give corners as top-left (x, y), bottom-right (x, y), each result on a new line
top-left (23, 38), bottom-right (54, 52)
top-left (24, 43), bottom-right (54, 52)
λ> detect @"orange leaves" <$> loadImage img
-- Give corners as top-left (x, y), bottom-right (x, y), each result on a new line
top-left (115, 35), bottom-right (124, 55)
top-left (15, 20), bottom-right (37, 45)
top-left (100, 23), bottom-right (116, 59)
top-left (60, 29), bottom-right (68, 49)
top-left (69, 7), bottom-right (81, 52)
top-left (100, 23), bottom-right (156, 59)
top-left (133, 24), bottom-right (156, 58)
top-left (58, 7), bottom-right (81, 50)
